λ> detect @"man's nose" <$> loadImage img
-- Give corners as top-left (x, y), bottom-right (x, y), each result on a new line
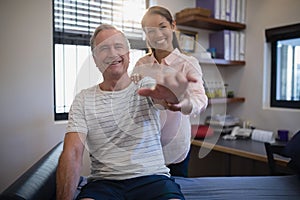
top-left (108, 46), bottom-right (118, 56)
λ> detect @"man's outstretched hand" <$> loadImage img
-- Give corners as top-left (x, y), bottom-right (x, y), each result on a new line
top-left (137, 72), bottom-right (197, 104)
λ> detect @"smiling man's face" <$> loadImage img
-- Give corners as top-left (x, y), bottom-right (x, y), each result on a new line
top-left (93, 29), bottom-right (130, 79)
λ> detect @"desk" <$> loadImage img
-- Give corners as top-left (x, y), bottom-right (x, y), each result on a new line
top-left (188, 136), bottom-right (289, 177)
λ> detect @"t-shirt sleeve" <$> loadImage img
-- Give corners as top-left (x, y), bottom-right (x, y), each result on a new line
top-left (66, 90), bottom-right (88, 135)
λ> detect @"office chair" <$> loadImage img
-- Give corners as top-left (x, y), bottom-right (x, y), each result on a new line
top-left (264, 142), bottom-right (295, 175)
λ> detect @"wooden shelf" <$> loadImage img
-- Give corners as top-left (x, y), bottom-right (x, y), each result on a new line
top-left (176, 15), bottom-right (246, 31)
top-left (208, 97), bottom-right (245, 105)
top-left (200, 59), bottom-right (245, 66)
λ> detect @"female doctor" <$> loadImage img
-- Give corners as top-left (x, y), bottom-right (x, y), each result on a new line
top-left (132, 6), bottom-right (208, 176)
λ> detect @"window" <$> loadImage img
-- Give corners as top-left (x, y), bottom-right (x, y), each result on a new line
top-left (266, 23), bottom-right (300, 109)
top-left (53, 0), bottom-right (147, 120)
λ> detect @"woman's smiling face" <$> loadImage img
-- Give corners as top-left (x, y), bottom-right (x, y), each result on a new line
top-left (143, 13), bottom-right (175, 52)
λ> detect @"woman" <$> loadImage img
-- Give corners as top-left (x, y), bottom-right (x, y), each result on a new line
top-left (132, 6), bottom-right (208, 177)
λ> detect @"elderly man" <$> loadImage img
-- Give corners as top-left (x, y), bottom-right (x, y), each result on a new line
top-left (56, 24), bottom-right (194, 200)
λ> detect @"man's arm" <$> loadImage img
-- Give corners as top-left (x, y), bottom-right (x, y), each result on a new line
top-left (56, 132), bottom-right (86, 200)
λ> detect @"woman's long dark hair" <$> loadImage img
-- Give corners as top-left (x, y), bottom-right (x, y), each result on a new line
top-left (141, 6), bottom-right (182, 53)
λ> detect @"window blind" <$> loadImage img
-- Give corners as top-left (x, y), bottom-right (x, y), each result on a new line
top-left (54, 0), bottom-right (145, 45)
top-left (53, 0), bottom-right (147, 120)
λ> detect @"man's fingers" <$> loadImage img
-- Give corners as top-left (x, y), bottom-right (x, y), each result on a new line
top-left (166, 98), bottom-right (192, 115)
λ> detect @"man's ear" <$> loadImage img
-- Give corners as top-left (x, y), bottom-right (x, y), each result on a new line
top-left (92, 54), bottom-right (102, 72)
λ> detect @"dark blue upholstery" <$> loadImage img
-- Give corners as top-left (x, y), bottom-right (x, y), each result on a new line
top-left (0, 142), bottom-right (63, 200)
top-left (175, 175), bottom-right (300, 200)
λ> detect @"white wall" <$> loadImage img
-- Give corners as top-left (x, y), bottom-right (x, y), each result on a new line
top-left (0, 0), bottom-right (66, 192)
top-left (1, 0), bottom-right (300, 193)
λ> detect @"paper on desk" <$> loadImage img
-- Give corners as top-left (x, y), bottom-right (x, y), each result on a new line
top-left (251, 129), bottom-right (275, 143)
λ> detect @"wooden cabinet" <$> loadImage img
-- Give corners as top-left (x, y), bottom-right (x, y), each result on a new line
top-left (188, 138), bottom-right (292, 177)
top-left (176, 15), bottom-right (246, 104)
top-left (188, 145), bottom-right (270, 177)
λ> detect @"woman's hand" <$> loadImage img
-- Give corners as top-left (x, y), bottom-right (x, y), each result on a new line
top-left (165, 94), bottom-right (193, 115)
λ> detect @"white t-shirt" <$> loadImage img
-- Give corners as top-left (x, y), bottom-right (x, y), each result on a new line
top-left (67, 77), bottom-right (170, 181)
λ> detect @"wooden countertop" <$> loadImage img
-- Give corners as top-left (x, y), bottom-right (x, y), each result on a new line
top-left (191, 136), bottom-right (289, 167)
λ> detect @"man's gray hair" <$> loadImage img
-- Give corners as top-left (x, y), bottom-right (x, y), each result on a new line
top-left (90, 24), bottom-right (130, 51)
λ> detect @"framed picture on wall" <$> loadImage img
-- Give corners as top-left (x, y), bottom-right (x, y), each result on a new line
top-left (177, 29), bottom-right (198, 53)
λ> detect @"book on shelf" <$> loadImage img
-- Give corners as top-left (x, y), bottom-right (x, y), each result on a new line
top-left (230, 31), bottom-right (235, 60)
top-left (220, 0), bottom-right (226, 21)
top-left (232, 0), bottom-right (246, 23)
top-left (234, 31), bottom-right (240, 60)
top-left (196, 0), bottom-right (246, 23)
top-left (209, 30), bottom-right (245, 61)
top-left (230, 0), bottom-right (236, 22)
top-left (209, 30), bottom-right (230, 60)
top-left (236, 0), bottom-right (246, 23)
top-left (236, 0), bottom-right (241, 23)
top-left (240, 0), bottom-right (246, 23)
top-left (239, 31), bottom-right (245, 60)
top-left (220, 0), bottom-right (231, 21)
top-left (225, 0), bottom-right (231, 21)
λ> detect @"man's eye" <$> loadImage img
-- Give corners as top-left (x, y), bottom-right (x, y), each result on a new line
top-left (115, 44), bottom-right (124, 49)
top-left (99, 46), bottom-right (108, 51)
top-left (93, 46), bottom-right (107, 55)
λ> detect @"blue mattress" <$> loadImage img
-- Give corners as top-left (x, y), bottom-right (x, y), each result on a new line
top-left (174, 175), bottom-right (300, 200)
top-left (77, 175), bottom-right (300, 200)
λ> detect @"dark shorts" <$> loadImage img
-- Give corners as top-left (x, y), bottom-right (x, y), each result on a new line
top-left (76, 175), bottom-right (185, 200)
